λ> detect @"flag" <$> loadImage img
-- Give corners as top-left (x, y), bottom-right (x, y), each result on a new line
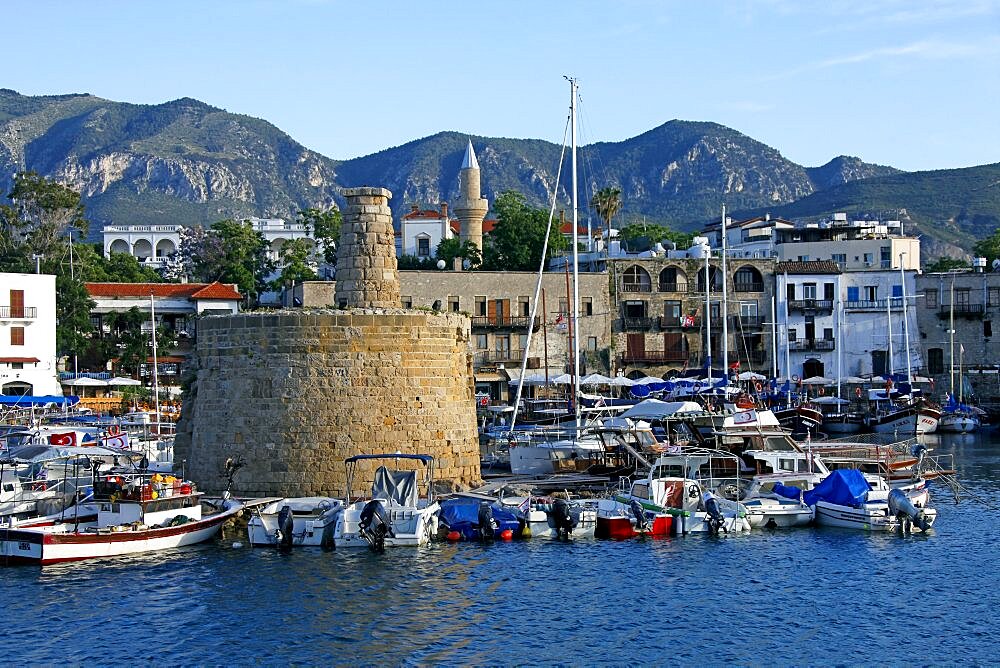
top-left (729, 361), bottom-right (740, 371)
top-left (733, 409), bottom-right (758, 425)
top-left (681, 314), bottom-right (696, 328)
top-left (48, 432), bottom-right (77, 447)
top-left (554, 313), bottom-right (568, 332)
top-left (517, 497), bottom-right (531, 514)
top-left (102, 432), bottom-right (130, 450)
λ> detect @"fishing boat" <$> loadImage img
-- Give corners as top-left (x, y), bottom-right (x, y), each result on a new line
top-left (334, 454), bottom-right (440, 550)
top-left (865, 389), bottom-right (940, 435)
top-left (247, 497), bottom-right (345, 550)
top-left (0, 463), bottom-right (243, 565)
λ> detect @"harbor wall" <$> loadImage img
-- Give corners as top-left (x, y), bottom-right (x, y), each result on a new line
top-left (174, 309), bottom-right (482, 496)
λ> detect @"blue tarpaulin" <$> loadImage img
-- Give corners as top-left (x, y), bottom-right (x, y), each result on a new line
top-left (0, 395), bottom-right (79, 407)
top-left (802, 469), bottom-right (871, 508)
top-left (439, 498), bottom-right (521, 539)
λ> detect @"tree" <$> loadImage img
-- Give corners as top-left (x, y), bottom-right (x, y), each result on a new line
top-left (71, 243), bottom-right (164, 283)
top-left (973, 229), bottom-right (1000, 266)
top-left (483, 190), bottom-right (569, 271)
top-left (169, 220), bottom-right (275, 302)
top-left (618, 222), bottom-right (693, 251)
top-left (270, 238), bottom-right (318, 289)
top-left (590, 186), bottom-right (622, 234)
top-left (925, 256), bottom-right (970, 273)
top-left (436, 237), bottom-right (483, 270)
top-left (0, 171), bottom-right (88, 273)
top-left (297, 207), bottom-right (342, 265)
top-left (96, 307), bottom-right (173, 377)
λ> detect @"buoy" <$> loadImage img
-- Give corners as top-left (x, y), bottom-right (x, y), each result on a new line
top-left (446, 531), bottom-right (461, 542)
top-left (500, 529), bottom-right (514, 541)
top-left (232, 541), bottom-right (244, 549)
top-left (520, 523), bottom-right (532, 539)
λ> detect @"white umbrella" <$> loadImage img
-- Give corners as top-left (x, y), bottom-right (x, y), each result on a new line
top-left (551, 374), bottom-right (574, 385)
top-left (62, 377), bottom-right (109, 387)
top-left (508, 373), bottom-right (547, 386)
top-left (801, 376), bottom-right (835, 386)
top-left (580, 373), bottom-right (614, 386)
top-left (633, 376), bottom-right (667, 385)
top-left (107, 377), bottom-right (142, 387)
top-left (736, 371), bottom-right (767, 381)
top-left (911, 376), bottom-right (933, 384)
top-left (840, 376), bottom-right (868, 384)
top-left (608, 376), bottom-right (636, 387)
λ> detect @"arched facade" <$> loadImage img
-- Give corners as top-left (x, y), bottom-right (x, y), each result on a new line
top-left (734, 265), bottom-right (764, 292)
top-left (622, 265), bottom-right (652, 293)
top-left (658, 267), bottom-right (687, 292)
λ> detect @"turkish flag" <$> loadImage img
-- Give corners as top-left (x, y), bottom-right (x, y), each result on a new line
top-left (48, 432), bottom-right (77, 447)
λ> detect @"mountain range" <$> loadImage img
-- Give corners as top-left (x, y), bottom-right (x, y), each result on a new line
top-left (1, 89), bottom-right (997, 259)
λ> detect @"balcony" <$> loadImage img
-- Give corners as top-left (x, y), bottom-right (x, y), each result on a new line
top-left (622, 316), bottom-right (655, 330)
top-left (729, 315), bottom-right (765, 329)
top-left (0, 306), bottom-right (37, 319)
top-left (657, 282), bottom-right (688, 293)
top-left (845, 299), bottom-right (904, 311)
top-left (474, 350), bottom-right (524, 367)
top-left (734, 282), bottom-right (764, 293)
top-left (937, 304), bottom-right (985, 319)
top-left (788, 338), bottom-right (836, 352)
top-left (788, 299), bottom-right (833, 313)
top-left (619, 349), bottom-right (689, 365)
top-left (621, 283), bottom-right (652, 294)
top-left (470, 315), bottom-right (540, 331)
top-left (660, 315), bottom-right (701, 329)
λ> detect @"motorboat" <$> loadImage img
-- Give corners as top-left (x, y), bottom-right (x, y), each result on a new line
top-left (500, 495), bottom-right (597, 539)
top-left (247, 497), bottom-right (345, 550)
top-left (0, 462), bottom-right (244, 565)
top-left (439, 497), bottom-right (522, 541)
top-left (594, 496), bottom-right (674, 539)
top-left (334, 454), bottom-right (440, 550)
top-left (713, 472), bottom-right (818, 528)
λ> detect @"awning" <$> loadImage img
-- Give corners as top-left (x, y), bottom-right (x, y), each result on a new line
top-left (475, 373), bottom-right (504, 382)
top-left (0, 357), bottom-right (40, 363)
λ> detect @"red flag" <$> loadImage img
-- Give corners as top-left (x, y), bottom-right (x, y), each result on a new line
top-left (729, 361), bottom-right (740, 370)
top-left (48, 432), bottom-right (77, 447)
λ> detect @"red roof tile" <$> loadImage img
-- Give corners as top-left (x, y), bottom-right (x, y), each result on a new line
top-left (86, 282), bottom-right (241, 300)
top-left (403, 209), bottom-right (448, 220)
top-left (0, 357), bottom-right (40, 363)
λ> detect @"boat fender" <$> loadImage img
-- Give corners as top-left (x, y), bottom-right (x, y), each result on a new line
top-left (277, 505), bottom-right (295, 551)
top-left (687, 483), bottom-right (701, 499)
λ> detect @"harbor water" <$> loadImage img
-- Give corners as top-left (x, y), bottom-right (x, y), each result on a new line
top-left (4, 432), bottom-right (999, 665)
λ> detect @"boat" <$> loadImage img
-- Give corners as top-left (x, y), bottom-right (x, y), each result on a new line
top-left (333, 454), bottom-right (440, 550)
top-left (865, 388), bottom-right (940, 435)
top-left (501, 495), bottom-right (597, 539)
top-left (247, 497), bottom-right (345, 550)
top-left (594, 496), bottom-right (674, 539)
top-left (439, 497), bottom-right (522, 541)
top-left (0, 462), bottom-right (244, 565)
top-left (712, 472), bottom-right (817, 529)
top-left (937, 282), bottom-right (980, 433)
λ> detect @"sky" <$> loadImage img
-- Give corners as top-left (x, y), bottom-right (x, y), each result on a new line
top-left (7, 0), bottom-right (999, 172)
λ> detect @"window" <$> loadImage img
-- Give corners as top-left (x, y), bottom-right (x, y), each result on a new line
top-left (986, 321), bottom-right (993, 338)
top-left (928, 348), bottom-right (944, 375)
top-left (864, 285), bottom-right (878, 301)
top-left (624, 300), bottom-right (647, 318)
top-left (664, 300), bottom-right (682, 320)
top-left (956, 289), bottom-right (970, 306)
top-left (448, 296), bottom-right (460, 312)
top-left (925, 289), bottom-right (938, 309)
top-left (824, 283), bottom-right (835, 301)
top-left (803, 283), bottom-right (817, 299)
top-left (797, 255), bottom-right (810, 262)
top-left (416, 236), bottom-right (431, 257)
top-left (863, 253), bottom-right (874, 266)
top-left (989, 288), bottom-right (1000, 306)
top-left (582, 297), bottom-right (593, 316)
top-left (622, 265), bottom-right (652, 292)
top-left (558, 299), bottom-right (568, 315)
top-left (880, 246), bottom-right (891, 268)
top-left (401, 296), bottom-right (412, 309)
top-left (11, 362), bottom-right (23, 370)
top-left (475, 297), bottom-right (487, 317)
top-left (832, 253), bottom-right (846, 266)
top-left (10, 327), bottom-right (24, 346)
top-left (587, 336), bottom-right (598, 351)
top-left (518, 297), bottom-right (530, 317)
top-left (519, 334), bottom-right (528, 350)
top-left (475, 334), bottom-right (488, 350)
top-left (823, 328), bottom-right (833, 340)
top-left (9, 289), bottom-right (24, 318)
top-left (788, 329), bottom-right (797, 342)
top-left (847, 286), bottom-right (859, 303)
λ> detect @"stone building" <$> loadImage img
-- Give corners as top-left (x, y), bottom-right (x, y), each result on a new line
top-left (915, 267), bottom-right (1000, 404)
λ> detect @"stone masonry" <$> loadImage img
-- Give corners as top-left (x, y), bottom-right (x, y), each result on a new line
top-left (173, 185), bottom-right (481, 496)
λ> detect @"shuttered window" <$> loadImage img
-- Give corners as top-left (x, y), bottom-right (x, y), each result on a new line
top-left (11, 327), bottom-right (24, 346)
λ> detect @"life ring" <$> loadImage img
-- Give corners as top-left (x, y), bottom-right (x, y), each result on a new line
top-left (819, 387), bottom-right (825, 396)
top-left (885, 378), bottom-right (894, 390)
top-left (855, 387), bottom-right (863, 398)
top-left (754, 381), bottom-right (763, 393)
top-left (108, 425), bottom-right (121, 436)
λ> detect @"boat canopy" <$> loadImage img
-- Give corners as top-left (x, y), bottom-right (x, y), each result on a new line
top-left (0, 395), bottom-right (80, 407)
top-left (3, 443), bottom-right (127, 463)
top-left (620, 399), bottom-right (703, 420)
top-left (372, 466), bottom-right (418, 506)
top-left (783, 469), bottom-right (871, 508)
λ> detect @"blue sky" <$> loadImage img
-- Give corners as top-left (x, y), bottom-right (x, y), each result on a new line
top-left (8, 0), bottom-right (999, 171)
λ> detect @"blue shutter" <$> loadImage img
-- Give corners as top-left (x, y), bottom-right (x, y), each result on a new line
top-left (847, 286), bottom-right (859, 301)
top-left (892, 285), bottom-right (903, 297)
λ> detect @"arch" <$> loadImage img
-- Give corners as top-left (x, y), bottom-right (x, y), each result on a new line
top-left (803, 358), bottom-right (825, 379)
top-left (696, 266), bottom-right (722, 292)
top-left (734, 265), bottom-right (764, 292)
top-left (155, 239), bottom-right (176, 258)
top-left (108, 239), bottom-right (130, 255)
top-left (1, 381), bottom-right (32, 396)
top-left (622, 265), bottom-right (651, 293)
top-left (132, 239), bottom-right (153, 260)
top-left (658, 266), bottom-right (687, 292)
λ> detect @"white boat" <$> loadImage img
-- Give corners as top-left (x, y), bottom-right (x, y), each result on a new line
top-left (508, 432), bottom-right (607, 476)
top-left (334, 454), bottom-right (440, 550)
top-left (500, 496), bottom-right (597, 539)
top-left (247, 497), bottom-right (344, 549)
top-left (0, 468), bottom-right (243, 565)
top-left (804, 469), bottom-right (936, 533)
top-left (716, 472), bottom-right (817, 528)
top-left (937, 410), bottom-right (979, 433)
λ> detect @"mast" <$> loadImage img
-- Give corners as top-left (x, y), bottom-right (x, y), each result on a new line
top-left (900, 253), bottom-right (912, 383)
top-left (569, 77), bottom-right (581, 427)
top-left (771, 294), bottom-right (778, 379)
top-left (721, 204), bottom-right (729, 382)
top-left (782, 272), bottom-right (791, 408)
top-left (886, 284), bottom-right (894, 378)
top-left (150, 293), bottom-right (161, 423)
top-left (950, 276), bottom-right (955, 398)
top-left (705, 252), bottom-right (712, 387)
top-left (836, 296), bottom-right (843, 399)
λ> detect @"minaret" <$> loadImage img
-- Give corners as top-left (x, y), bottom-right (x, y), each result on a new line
top-left (453, 139), bottom-right (488, 254)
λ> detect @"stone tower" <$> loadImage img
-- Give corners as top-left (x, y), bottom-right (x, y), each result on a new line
top-left (335, 187), bottom-right (400, 309)
top-left (453, 140), bottom-right (489, 254)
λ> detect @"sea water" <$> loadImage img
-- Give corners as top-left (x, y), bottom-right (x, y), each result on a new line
top-left (4, 432), bottom-right (998, 665)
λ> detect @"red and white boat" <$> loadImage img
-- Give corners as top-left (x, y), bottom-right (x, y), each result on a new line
top-left (0, 473), bottom-right (242, 565)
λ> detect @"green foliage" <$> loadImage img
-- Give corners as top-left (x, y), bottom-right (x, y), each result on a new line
top-left (93, 307), bottom-right (172, 376)
top-left (618, 222), bottom-right (694, 250)
top-left (925, 256), bottom-right (971, 273)
top-left (483, 191), bottom-right (569, 271)
top-left (70, 243), bottom-right (164, 282)
top-left (270, 238), bottom-right (317, 289)
top-left (973, 228), bottom-right (1000, 265)
top-left (436, 237), bottom-right (482, 270)
top-left (55, 273), bottom-right (95, 357)
top-left (174, 220), bottom-right (275, 302)
top-left (590, 186), bottom-right (622, 232)
top-left (397, 255), bottom-right (439, 270)
top-left (297, 207), bottom-right (341, 264)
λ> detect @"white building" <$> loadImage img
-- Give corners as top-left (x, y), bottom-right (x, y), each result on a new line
top-left (398, 204), bottom-right (455, 259)
top-left (0, 273), bottom-right (62, 396)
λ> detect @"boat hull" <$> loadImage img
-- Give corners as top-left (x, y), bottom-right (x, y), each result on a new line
top-left (595, 514), bottom-right (672, 539)
top-left (335, 501), bottom-right (440, 548)
top-left (814, 501), bottom-right (936, 532)
top-left (247, 498), bottom-right (343, 548)
top-left (937, 414), bottom-right (978, 433)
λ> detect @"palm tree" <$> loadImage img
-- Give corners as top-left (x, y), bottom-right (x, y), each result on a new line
top-left (590, 186), bottom-right (622, 234)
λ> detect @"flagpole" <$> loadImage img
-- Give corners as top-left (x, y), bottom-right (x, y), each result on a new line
top-left (150, 293), bottom-right (161, 425)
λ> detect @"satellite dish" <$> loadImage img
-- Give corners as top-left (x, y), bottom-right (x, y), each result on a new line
top-left (992, 259), bottom-right (1000, 272)
top-left (436, 259), bottom-right (446, 270)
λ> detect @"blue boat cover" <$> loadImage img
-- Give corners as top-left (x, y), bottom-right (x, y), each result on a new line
top-left (0, 395), bottom-right (79, 407)
top-left (772, 481), bottom-right (803, 501)
top-left (439, 498), bottom-right (521, 539)
top-left (802, 469), bottom-right (871, 508)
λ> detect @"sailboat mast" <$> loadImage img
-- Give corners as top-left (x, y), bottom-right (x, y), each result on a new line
top-left (721, 204), bottom-right (729, 382)
top-left (569, 77), bottom-right (581, 425)
top-left (900, 253), bottom-right (912, 383)
top-left (836, 296), bottom-right (842, 399)
top-left (150, 293), bottom-right (161, 423)
top-left (886, 287), bottom-right (894, 378)
top-left (950, 276), bottom-right (955, 398)
top-left (771, 295), bottom-right (778, 379)
top-left (705, 253), bottom-right (712, 387)
top-left (782, 272), bottom-right (791, 409)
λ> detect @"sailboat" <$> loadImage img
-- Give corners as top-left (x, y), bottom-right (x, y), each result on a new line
top-left (938, 276), bottom-right (979, 433)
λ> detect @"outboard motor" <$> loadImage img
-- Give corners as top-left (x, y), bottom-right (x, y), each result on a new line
top-left (477, 502), bottom-right (498, 542)
top-left (629, 499), bottom-right (649, 533)
top-left (358, 500), bottom-right (394, 552)
top-left (552, 498), bottom-right (577, 540)
top-left (703, 491), bottom-right (726, 535)
top-left (888, 488), bottom-right (932, 532)
top-left (276, 504), bottom-right (295, 552)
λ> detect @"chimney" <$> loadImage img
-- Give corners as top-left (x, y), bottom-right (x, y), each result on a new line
top-left (411, 203), bottom-right (419, 214)
top-left (440, 202), bottom-right (448, 217)
top-left (440, 201), bottom-right (450, 240)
